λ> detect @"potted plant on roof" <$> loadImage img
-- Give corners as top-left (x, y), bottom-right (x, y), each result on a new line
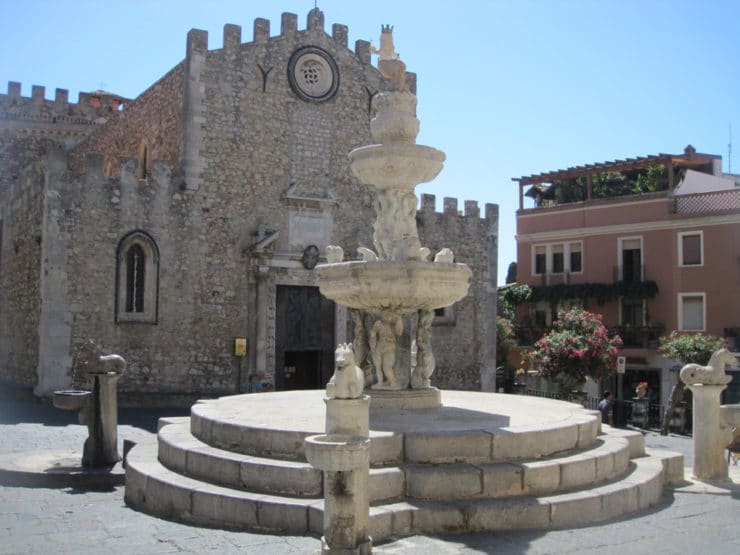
top-left (525, 308), bottom-right (622, 400)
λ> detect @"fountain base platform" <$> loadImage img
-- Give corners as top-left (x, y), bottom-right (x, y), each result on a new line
top-left (125, 390), bottom-right (685, 542)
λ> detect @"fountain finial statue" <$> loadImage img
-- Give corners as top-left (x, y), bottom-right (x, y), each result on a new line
top-left (371, 24), bottom-right (398, 60)
top-left (371, 24), bottom-right (408, 91)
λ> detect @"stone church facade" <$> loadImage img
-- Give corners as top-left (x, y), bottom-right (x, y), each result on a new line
top-left (0, 9), bottom-right (498, 404)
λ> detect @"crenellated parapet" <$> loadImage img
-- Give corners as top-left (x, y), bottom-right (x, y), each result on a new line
top-left (0, 81), bottom-right (128, 126)
top-left (184, 8), bottom-right (400, 81)
top-left (419, 193), bottom-right (497, 221)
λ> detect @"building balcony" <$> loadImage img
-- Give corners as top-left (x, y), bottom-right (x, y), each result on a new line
top-left (613, 265), bottom-right (646, 283)
top-left (514, 324), bottom-right (547, 347)
top-left (516, 323), bottom-right (665, 350)
top-left (609, 324), bottom-right (665, 350)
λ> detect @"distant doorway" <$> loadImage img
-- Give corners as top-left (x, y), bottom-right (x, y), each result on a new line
top-left (283, 350), bottom-right (322, 389)
top-left (275, 286), bottom-right (335, 391)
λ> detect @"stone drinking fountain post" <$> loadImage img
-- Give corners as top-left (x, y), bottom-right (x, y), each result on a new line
top-left (679, 348), bottom-right (736, 481)
top-left (305, 344), bottom-right (372, 554)
top-left (53, 354), bottom-right (126, 467)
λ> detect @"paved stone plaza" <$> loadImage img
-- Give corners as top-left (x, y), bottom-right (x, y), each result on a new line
top-left (1, 397), bottom-right (738, 554)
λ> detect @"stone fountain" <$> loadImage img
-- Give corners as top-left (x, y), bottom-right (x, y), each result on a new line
top-left (53, 354), bottom-right (126, 467)
top-left (123, 25), bottom-right (687, 546)
top-left (316, 26), bottom-right (471, 406)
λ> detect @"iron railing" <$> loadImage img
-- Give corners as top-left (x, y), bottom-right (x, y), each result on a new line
top-left (608, 325), bottom-right (665, 349)
top-left (613, 264), bottom-right (645, 283)
top-left (520, 388), bottom-right (679, 431)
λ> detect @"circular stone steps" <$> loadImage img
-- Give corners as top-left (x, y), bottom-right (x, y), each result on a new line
top-left (124, 390), bottom-right (683, 542)
top-left (126, 439), bottom-right (676, 542)
top-left (157, 420), bottom-right (634, 502)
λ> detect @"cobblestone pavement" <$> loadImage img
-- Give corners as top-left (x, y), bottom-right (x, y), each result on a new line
top-left (1, 397), bottom-right (738, 554)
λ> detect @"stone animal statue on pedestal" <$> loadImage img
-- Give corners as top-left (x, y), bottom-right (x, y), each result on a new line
top-left (680, 348), bottom-right (735, 386)
top-left (326, 343), bottom-right (365, 399)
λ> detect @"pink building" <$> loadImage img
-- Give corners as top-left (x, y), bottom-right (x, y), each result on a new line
top-left (513, 146), bottom-right (740, 405)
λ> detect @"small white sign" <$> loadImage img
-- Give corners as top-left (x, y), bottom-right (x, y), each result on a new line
top-left (617, 356), bottom-right (626, 374)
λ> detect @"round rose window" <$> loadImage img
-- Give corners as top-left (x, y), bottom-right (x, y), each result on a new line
top-left (288, 46), bottom-right (339, 102)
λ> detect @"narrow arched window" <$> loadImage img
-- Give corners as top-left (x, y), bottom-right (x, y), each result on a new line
top-left (116, 231), bottom-right (159, 324)
top-left (125, 244), bottom-right (146, 312)
top-left (138, 140), bottom-right (149, 179)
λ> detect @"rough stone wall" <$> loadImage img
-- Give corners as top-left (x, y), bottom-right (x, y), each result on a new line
top-left (0, 164), bottom-right (44, 386)
top-left (193, 15), bottom-right (383, 259)
top-left (68, 64), bottom-right (185, 177)
top-left (417, 195), bottom-right (498, 390)
top-left (42, 153), bottom-right (240, 397)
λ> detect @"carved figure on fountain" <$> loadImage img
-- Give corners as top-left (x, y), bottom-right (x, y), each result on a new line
top-left (325, 245), bottom-right (344, 264)
top-left (434, 248), bottom-right (455, 264)
top-left (370, 24), bottom-right (398, 61)
top-left (369, 312), bottom-right (403, 390)
top-left (326, 343), bottom-right (365, 400)
top-left (411, 308), bottom-right (435, 389)
top-left (351, 310), bottom-right (374, 387)
top-left (371, 24), bottom-right (408, 93)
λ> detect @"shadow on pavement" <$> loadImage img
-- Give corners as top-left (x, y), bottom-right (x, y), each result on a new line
top-left (0, 396), bottom-right (189, 432)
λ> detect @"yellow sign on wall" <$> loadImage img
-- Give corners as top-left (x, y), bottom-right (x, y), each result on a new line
top-left (234, 338), bottom-right (247, 357)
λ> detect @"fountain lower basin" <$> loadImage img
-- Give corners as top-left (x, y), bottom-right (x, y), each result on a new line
top-left (304, 434), bottom-right (371, 471)
top-left (316, 260), bottom-right (471, 312)
top-left (53, 390), bottom-right (92, 411)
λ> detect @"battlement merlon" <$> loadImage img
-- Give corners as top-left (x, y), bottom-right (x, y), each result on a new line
top-left (281, 13), bottom-right (298, 36)
top-left (419, 193), bottom-right (496, 220)
top-left (307, 8), bottom-right (324, 31)
top-left (186, 28), bottom-right (209, 57)
top-left (333, 24), bottom-right (348, 48)
top-left (32, 85), bottom-right (45, 102)
top-left (254, 18), bottom-right (270, 42)
top-left (223, 24), bottom-right (241, 52)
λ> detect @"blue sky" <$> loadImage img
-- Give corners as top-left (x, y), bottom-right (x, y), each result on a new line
top-left (1, 0), bottom-right (738, 283)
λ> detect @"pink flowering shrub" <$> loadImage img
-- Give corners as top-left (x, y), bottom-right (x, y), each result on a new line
top-left (525, 308), bottom-right (622, 390)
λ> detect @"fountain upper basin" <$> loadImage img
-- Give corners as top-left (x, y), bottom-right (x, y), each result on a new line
top-left (349, 144), bottom-right (445, 190)
top-left (316, 260), bottom-right (471, 313)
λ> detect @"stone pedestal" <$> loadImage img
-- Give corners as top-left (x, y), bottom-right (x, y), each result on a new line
top-left (305, 395), bottom-right (372, 554)
top-left (83, 372), bottom-right (123, 467)
top-left (686, 383), bottom-right (728, 481)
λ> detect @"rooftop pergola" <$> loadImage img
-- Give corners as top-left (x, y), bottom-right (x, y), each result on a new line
top-left (513, 145), bottom-right (720, 210)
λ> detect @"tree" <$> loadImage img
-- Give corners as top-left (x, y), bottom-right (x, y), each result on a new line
top-left (498, 283), bottom-right (531, 320)
top-left (505, 262), bottom-right (517, 284)
top-left (525, 308), bottom-right (622, 393)
top-left (496, 316), bottom-right (516, 367)
top-left (658, 331), bottom-right (727, 435)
